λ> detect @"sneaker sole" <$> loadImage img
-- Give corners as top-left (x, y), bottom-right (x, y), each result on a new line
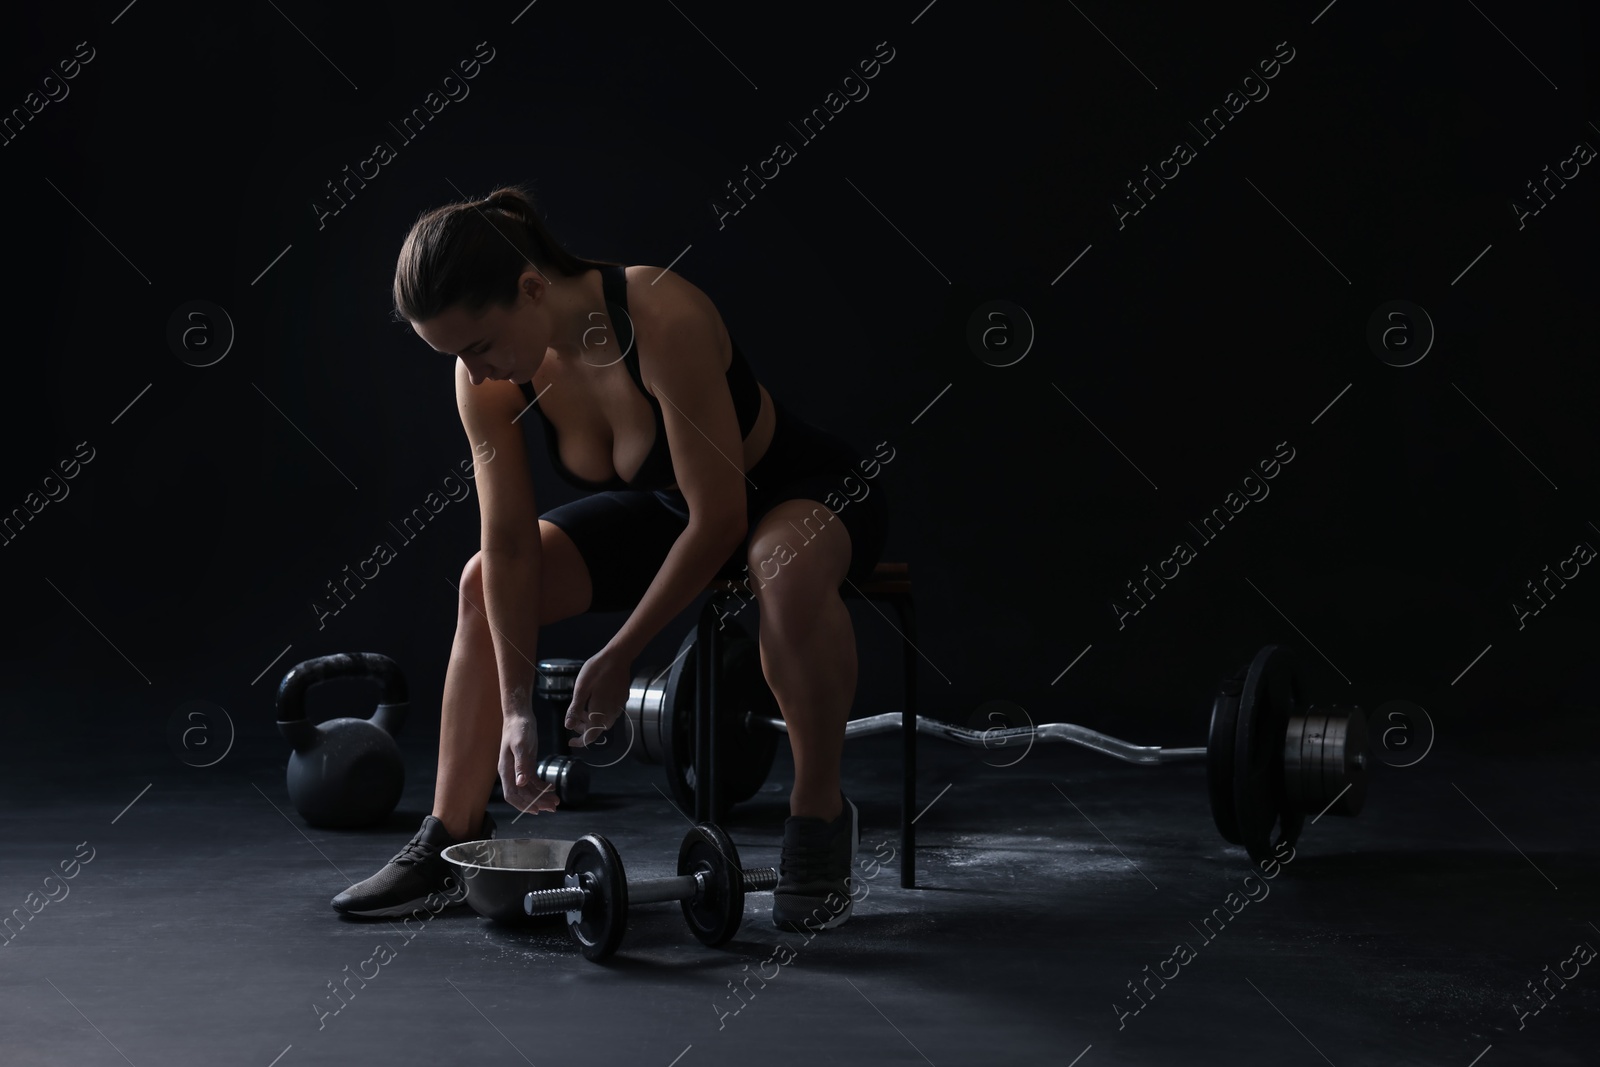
top-left (772, 893), bottom-right (853, 932)
top-left (332, 898), bottom-right (436, 919)
top-left (331, 877), bottom-right (470, 919)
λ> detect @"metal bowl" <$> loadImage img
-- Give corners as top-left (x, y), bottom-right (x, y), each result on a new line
top-left (441, 837), bottom-right (573, 926)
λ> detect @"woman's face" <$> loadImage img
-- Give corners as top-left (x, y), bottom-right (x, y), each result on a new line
top-left (413, 269), bottom-right (551, 386)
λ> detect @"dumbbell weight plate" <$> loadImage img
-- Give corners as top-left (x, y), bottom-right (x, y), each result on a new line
top-left (535, 659), bottom-right (582, 702)
top-left (1233, 644), bottom-right (1304, 864)
top-left (538, 755), bottom-right (591, 807)
top-left (677, 823), bottom-right (746, 948)
top-left (564, 834), bottom-right (629, 962)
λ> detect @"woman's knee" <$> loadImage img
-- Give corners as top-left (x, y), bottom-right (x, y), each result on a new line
top-left (458, 536), bottom-right (590, 630)
top-left (748, 503), bottom-right (851, 629)
top-left (455, 552), bottom-right (498, 651)
top-left (459, 551), bottom-right (487, 612)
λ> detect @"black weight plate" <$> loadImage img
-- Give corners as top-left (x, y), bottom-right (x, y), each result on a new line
top-left (678, 823), bottom-right (745, 948)
top-left (660, 622), bottom-right (780, 818)
top-left (660, 629), bottom-right (701, 814)
top-left (1206, 664), bottom-right (1247, 845)
top-left (1233, 645), bottom-right (1304, 864)
top-left (564, 834), bottom-right (629, 962)
top-left (718, 635), bottom-right (781, 804)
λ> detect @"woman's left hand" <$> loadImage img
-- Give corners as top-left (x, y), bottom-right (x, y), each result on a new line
top-left (565, 647), bottom-right (633, 747)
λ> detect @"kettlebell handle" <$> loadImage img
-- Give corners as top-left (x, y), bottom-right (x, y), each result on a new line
top-left (275, 652), bottom-right (409, 753)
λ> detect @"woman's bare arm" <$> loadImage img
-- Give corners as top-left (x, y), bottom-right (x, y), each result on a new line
top-left (605, 290), bottom-right (748, 662)
top-left (455, 361), bottom-right (557, 808)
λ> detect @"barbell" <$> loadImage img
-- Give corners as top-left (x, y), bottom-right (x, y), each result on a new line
top-left (542, 638), bottom-right (1370, 862)
top-left (522, 823), bottom-right (777, 961)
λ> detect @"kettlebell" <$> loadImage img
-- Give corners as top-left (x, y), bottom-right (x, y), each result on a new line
top-left (276, 652), bottom-right (408, 828)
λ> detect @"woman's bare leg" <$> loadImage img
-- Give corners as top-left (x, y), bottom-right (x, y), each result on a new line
top-left (432, 523), bottom-right (593, 840)
top-left (765, 589), bottom-right (855, 821)
top-left (431, 551), bottom-right (506, 841)
top-left (748, 500), bottom-right (857, 821)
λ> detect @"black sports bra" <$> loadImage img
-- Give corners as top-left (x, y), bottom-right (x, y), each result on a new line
top-left (517, 264), bottom-right (762, 492)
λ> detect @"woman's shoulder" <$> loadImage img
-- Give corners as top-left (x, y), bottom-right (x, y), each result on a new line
top-left (620, 265), bottom-right (720, 329)
top-left (619, 265), bottom-right (735, 383)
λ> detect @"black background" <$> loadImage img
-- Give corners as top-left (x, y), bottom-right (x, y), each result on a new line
top-left (2, 0), bottom-right (1596, 764)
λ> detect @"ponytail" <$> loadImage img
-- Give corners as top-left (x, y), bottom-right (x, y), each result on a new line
top-left (391, 184), bottom-right (619, 323)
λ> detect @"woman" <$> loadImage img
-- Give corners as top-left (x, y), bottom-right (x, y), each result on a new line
top-left (330, 185), bottom-right (889, 933)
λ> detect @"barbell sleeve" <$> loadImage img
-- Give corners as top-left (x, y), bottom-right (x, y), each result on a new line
top-left (746, 711), bottom-right (1207, 766)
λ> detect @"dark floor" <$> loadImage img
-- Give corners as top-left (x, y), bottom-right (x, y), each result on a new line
top-left (2, 718), bottom-right (1597, 1067)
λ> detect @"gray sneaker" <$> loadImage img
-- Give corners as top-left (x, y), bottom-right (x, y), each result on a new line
top-left (330, 811), bottom-right (496, 918)
top-left (772, 796), bottom-right (858, 932)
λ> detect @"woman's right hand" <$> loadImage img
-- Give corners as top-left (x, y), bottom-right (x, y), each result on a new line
top-left (499, 711), bottom-right (560, 815)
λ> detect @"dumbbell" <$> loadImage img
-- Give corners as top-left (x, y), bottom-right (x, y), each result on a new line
top-left (523, 823), bottom-right (777, 961)
top-left (489, 755), bottom-right (590, 808)
top-left (533, 755), bottom-right (589, 806)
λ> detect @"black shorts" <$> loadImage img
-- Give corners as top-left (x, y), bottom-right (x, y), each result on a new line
top-left (540, 400), bottom-right (890, 613)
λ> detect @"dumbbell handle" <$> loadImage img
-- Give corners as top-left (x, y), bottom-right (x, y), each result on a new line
top-left (524, 866), bottom-right (778, 917)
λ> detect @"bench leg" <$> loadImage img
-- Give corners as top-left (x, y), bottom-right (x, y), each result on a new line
top-left (708, 602), bottom-right (722, 823)
top-left (694, 601), bottom-right (711, 823)
top-left (694, 597), bottom-right (726, 824)
top-left (898, 593), bottom-right (917, 889)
